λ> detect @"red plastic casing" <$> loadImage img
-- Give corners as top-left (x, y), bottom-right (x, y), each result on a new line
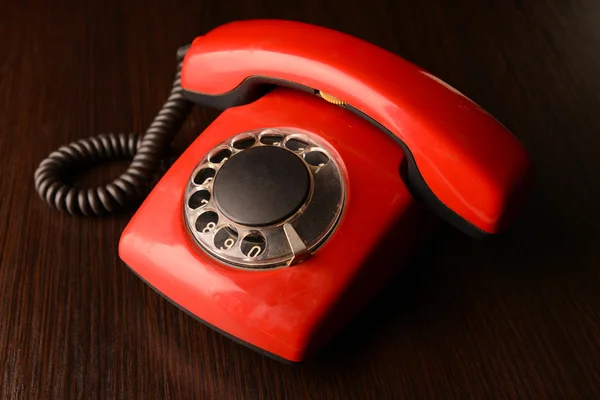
top-left (180, 19), bottom-right (530, 235)
top-left (119, 88), bottom-right (435, 362)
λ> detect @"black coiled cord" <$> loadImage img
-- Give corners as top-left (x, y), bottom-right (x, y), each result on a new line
top-left (34, 45), bottom-right (194, 216)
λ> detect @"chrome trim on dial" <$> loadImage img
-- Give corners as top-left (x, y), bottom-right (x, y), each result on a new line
top-left (183, 128), bottom-right (345, 269)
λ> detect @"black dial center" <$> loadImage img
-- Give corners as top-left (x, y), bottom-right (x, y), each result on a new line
top-left (213, 146), bottom-right (311, 226)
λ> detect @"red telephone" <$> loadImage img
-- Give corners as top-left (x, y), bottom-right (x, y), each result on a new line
top-left (34, 20), bottom-right (530, 362)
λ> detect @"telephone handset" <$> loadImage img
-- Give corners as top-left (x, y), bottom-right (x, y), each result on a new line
top-left (34, 20), bottom-right (530, 362)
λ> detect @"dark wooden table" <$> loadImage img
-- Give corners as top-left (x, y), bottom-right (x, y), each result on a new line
top-left (2, 0), bottom-right (600, 398)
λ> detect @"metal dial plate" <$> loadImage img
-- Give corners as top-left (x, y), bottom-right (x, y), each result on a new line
top-left (183, 128), bottom-right (346, 269)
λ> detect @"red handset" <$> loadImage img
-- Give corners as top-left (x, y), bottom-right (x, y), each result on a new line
top-left (180, 19), bottom-right (530, 236)
top-left (35, 19), bottom-right (530, 363)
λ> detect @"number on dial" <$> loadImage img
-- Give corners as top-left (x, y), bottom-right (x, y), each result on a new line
top-left (214, 227), bottom-right (239, 251)
top-left (241, 233), bottom-right (266, 258)
top-left (195, 212), bottom-right (218, 233)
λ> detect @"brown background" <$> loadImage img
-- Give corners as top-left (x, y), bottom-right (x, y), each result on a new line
top-left (2, 0), bottom-right (600, 398)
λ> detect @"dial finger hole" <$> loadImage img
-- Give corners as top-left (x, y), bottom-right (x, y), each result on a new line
top-left (232, 136), bottom-right (256, 150)
top-left (304, 150), bottom-right (329, 167)
top-left (195, 211), bottom-right (218, 233)
top-left (285, 137), bottom-right (309, 152)
top-left (260, 134), bottom-right (284, 145)
top-left (209, 148), bottom-right (232, 164)
top-left (188, 190), bottom-right (211, 209)
top-left (214, 226), bottom-right (239, 251)
top-left (193, 168), bottom-right (215, 185)
top-left (241, 233), bottom-right (266, 258)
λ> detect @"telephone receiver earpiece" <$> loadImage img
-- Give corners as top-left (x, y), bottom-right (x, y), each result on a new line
top-left (178, 19), bottom-right (530, 237)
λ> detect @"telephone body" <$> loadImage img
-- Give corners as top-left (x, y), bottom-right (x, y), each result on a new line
top-left (35, 20), bottom-right (530, 363)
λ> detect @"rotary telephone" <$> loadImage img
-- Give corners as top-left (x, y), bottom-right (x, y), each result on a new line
top-left (34, 20), bottom-right (530, 362)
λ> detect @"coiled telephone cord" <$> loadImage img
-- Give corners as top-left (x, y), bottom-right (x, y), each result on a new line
top-left (34, 46), bottom-right (193, 216)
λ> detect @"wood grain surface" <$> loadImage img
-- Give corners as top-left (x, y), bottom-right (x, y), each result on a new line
top-left (2, 0), bottom-right (600, 398)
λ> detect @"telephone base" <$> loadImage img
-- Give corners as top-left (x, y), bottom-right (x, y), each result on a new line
top-left (119, 87), bottom-right (437, 362)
